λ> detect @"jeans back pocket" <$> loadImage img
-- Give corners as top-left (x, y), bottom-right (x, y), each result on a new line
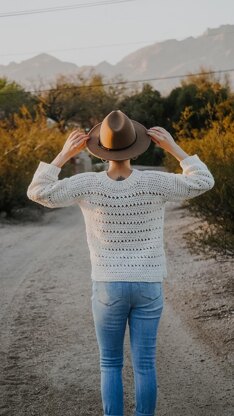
top-left (139, 282), bottom-right (162, 301)
top-left (93, 281), bottom-right (123, 306)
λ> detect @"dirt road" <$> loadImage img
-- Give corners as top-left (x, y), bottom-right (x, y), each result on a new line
top-left (0, 203), bottom-right (233, 416)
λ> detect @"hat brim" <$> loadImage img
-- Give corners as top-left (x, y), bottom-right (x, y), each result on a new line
top-left (86, 119), bottom-right (151, 161)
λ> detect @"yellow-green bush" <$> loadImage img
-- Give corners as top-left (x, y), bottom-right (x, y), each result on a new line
top-left (0, 106), bottom-right (71, 214)
top-left (164, 115), bottom-right (234, 253)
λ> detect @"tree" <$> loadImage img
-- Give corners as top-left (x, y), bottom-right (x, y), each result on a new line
top-left (165, 67), bottom-right (233, 139)
top-left (38, 72), bottom-right (124, 132)
top-left (119, 83), bottom-right (164, 127)
top-left (0, 77), bottom-right (37, 124)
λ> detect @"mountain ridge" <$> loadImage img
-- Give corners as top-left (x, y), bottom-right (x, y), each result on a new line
top-left (0, 24), bottom-right (233, 95)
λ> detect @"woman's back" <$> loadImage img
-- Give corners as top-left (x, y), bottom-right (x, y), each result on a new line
top-left (79, 167), bottom-right (167, 282)
top-left (27, 154), bottom-right (214, 283)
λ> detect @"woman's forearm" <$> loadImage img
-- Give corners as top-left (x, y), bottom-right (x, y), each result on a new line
top-left (167, 143), bottom-right (190, 162)
top-left (50, 151), bottom-right (70, 168)
top-left (147, 127), bottom-right (191, 163)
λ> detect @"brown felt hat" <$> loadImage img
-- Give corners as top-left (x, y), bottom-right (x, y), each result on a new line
top-left (86, 110), bottom-right (151, 161)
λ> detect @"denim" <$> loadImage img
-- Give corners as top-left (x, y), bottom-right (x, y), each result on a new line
top-left (91, 280), bottom-right (164, 416)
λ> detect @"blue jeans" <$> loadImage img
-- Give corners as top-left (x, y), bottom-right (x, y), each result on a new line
top-left (91, 280), bottom-right (164, 416)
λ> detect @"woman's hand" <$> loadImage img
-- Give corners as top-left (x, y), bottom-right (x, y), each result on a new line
top-left (50, 129), bottom-right (91, 168)
top-left (61, 129), bottom-right (91, 159)
top-left (147, 126), bottom-right (177, 153)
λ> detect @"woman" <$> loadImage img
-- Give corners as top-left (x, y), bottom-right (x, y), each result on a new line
top-left (27, 110), bottom-right (215, 416)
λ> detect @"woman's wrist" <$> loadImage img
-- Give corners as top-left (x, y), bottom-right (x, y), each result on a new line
top-left (167, 143), bottom-right (190, 162)
top-left (50, 151), bottom-right (70, 168)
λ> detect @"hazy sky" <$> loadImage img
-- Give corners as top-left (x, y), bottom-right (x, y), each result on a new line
top-left (0, 0), bottom-right (233, 67)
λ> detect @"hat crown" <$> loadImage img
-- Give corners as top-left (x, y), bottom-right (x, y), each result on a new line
top-left (99, 110), bottom-right (136, 151)
top-left (86, 109), bottom-right (151, 161)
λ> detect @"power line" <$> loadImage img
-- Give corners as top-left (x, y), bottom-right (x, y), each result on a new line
top-left (0, 0), bottom-right (137, 18)
top-left (0, 40), bottom-right (156, 58)
top-left (0, 68), bottom-right (233, 96)
top-left (1, 30), bottom-right (234, 59)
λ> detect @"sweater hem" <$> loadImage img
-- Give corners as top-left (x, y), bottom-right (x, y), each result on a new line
top-left (91, 275), bottom-right (165, 282)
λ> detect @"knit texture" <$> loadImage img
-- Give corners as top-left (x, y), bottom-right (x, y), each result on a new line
top-left (27, 154), bottom-right (215, 282)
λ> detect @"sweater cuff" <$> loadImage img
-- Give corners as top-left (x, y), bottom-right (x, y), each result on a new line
top-left (179, 154), bottom-right (200, 169)
top-left (34, 161), bottom-right (62, 178)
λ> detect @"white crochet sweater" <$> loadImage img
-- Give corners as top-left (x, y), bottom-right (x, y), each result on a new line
top-left (27, 154), bottom-right (215, 282)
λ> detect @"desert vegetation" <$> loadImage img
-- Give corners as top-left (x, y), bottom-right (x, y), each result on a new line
top-left (0, 68), bottom-right (233, 254)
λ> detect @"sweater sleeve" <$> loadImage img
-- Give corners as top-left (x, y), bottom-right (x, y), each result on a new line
top-left (26, 161), bottom-right (91, 208)
top-left (149, 154), bottom-right (215, 202)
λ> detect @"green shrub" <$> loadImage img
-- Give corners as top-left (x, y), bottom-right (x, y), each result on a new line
top-left (163, 115), bottom-right (234, 255)
top-left (0, 106), bottom-right (72, 215)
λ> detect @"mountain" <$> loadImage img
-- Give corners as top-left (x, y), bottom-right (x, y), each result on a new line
top-left (0, 24), bottom-right (233, 95)
top-left (0, 53), bottom-right (78, 89)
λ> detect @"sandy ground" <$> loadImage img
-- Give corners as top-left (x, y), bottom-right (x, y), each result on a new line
top-left (0, 202), bottom-right (233, 416)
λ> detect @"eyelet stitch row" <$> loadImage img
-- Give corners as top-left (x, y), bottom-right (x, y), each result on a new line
top-left (28, 157), bottom-right (214, 281)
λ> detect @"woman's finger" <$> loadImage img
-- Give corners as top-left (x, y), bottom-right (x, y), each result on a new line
top-left (148, 130), bottom-right (164, 137)
top-left (148, 131), bottom-right (163, 136)
top-left (69, 129), bottom-right (81, 139)
top-left (69, 130), bottom-right (89, 141)
top-left (147, 131), bottom-right (160, 140)
top-left (149, 127), bottom-right (166, 133)
top-left (70, 131), bottom-right (85, 139)
top-left (71, 133), bottom-right (89, 142)
top-left (70, 138), bottom-right (90, 149)
top-left (148, 127), bottom-right (162, 132)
